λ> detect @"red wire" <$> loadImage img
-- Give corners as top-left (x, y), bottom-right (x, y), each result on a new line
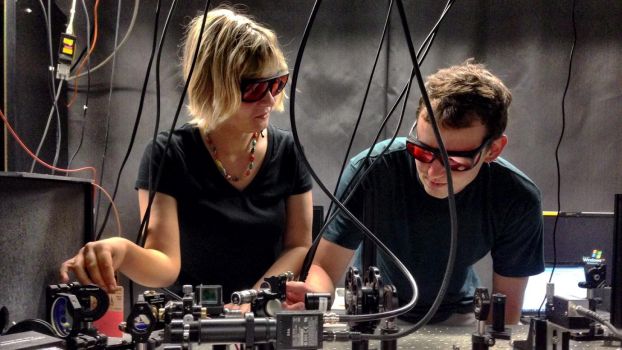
top-left (1, 108), bottom-right (96, 180)
top-left (1, 108), bottom-right (124, 236)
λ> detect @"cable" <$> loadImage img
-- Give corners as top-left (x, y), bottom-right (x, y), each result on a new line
top-left (117, 0), bottom-right (165, 308)
top-left (36, 0), bottom-right (57, 107)
top-left (92, 182), bottom-right (122, 238)
top-left (290, 0), bottom-right (420, 324)
top-left (573, 305), bottom-right (622, 340)
top-left (95, 0), bottom-right (162, 241)
top-left (325, 1), bottom-right (394, 224)
top-left (0, 108), bottom-right (121, 236)
top-left (324, 0), bottom-right (453, 235)
top-left (128, 0), bottom-right (209, 309)
top-left (93, 0), bottom-right (123, 236)
top-left (299, 72), bottom-right (414, 284)
top-left (48, 0), bottom-right (64, 170)
top-left (298, 1), bottom-right (396, 282)
top-left (537, 0), bottom-right (576, 318)
top-left (68, 0), bottom-right (93, 168)
top-left (65, 0), bottom-right (78, 35)
top-left (132, 0), bottom-right (182, 246)
top-left (29, 79), bottom-right (65, 173)
top-left (159, 288), bottom-right (183, 301)
top-left (1, 109), bottom-right (94, 179)
top-left (30, 1), bottom-right (64, 173)
top-left (296, 1), bottom-right (456, 329)
top-left (67, 0), bottom-right (140, 81)
top-left (362, 0), bottom-right (459, 334)
top-left (66, 0), bottom-right (100, 108)
top-left (301, 0), bottom-right (454, 283)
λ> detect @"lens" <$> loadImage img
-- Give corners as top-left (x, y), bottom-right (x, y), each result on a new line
top-left (406, 141), bottom-right (477, 172)
top-left (242, 81), bottom-right (270, 102)
top-left (269, 75), bottom-right (288, 96)
top-left (406, 142), bottom-right (435, 163)
top-left (50, 296), bottom-right (74, 337)
top-left (241, 74), bottom-right (289, 102)
top-left (447, 156), bottom-right (476, 171)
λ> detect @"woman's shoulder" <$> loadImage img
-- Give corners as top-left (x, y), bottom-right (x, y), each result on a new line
top-left (153, 123), bottom-right (200, 145)
top-left (268, 124), bottom-right (293, 140)
top-left (267, 124), bottom-right (298, 150)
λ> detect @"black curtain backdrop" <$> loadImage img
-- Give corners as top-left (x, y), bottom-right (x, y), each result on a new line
top-left (9, 1), bottom-right (621, 246)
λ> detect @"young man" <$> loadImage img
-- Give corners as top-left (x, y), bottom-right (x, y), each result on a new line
top-left (286, 60), bottom-right (544, 325)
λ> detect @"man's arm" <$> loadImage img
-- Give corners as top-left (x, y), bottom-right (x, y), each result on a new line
top-left (284, 238), bottom-right (355, 309)
top-left (311, 239), bottom-right (356, 293)
top-left (492, 272), bottom-right (529, 324)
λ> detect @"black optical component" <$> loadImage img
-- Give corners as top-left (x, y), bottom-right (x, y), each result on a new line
top-left (46, 283), bottom-right (109, 338)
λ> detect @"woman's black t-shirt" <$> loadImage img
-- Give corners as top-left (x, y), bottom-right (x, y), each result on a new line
top-left (135, 123), bottom-right (312, 298)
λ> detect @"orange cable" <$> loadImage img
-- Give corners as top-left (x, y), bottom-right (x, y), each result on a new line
top-left (92, 182), bottom-right (122, 236)
top-left (1, 108), bottom-right (122, 236)
top-left (0, 108), bottom-right (96, 179)
top-left (67, 0), bottom-right (101, 108)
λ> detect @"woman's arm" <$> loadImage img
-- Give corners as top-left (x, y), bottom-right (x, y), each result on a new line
top-left (128, 189), bottom-right (182, 286)
top-left (252, 190), bottom-right (313, 289)
top-left (60, 190), bottom-right (181, 291)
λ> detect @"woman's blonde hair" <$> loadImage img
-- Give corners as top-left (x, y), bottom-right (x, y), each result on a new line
top-left (182, 7), bottom-right (288, 132)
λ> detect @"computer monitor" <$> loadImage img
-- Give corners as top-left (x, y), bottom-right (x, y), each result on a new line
top-left (543, 212), bottom-right (614, 282)
top-left (521, 265), bottom-right (587, 315)
top-left (0, 172), bottom-right (93, 324)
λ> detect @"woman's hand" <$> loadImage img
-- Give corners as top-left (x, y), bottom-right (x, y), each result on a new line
top-left (224, 303), bottom-right (252, 314)
top-left (59, 237), bottom-right (128, 293)
top-left (282, 281), bottom-right (310, 310)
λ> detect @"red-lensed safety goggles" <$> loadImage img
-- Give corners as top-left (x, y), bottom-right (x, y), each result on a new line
top-left (405, 137), bottom-right (491, 172)
top-left (240, 73), bottom-right (289, 102)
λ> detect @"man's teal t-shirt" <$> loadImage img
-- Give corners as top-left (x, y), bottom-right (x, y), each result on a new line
top-left (323, 137), bottom-right (544, 323)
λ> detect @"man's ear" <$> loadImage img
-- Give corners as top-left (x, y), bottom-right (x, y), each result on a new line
top-left (484, 134), bottom-right (507, 162)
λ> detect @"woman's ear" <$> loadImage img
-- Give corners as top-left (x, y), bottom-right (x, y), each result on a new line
top-left (484, 134), bottom-right (508, 162)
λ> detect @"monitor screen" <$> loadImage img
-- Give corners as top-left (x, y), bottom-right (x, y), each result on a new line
top-left (543, 212), bottom-right (614, 281)
top-left (522, 265), bottom-right (587, 314)
top-left (0, 172), bottom-right (93, 324)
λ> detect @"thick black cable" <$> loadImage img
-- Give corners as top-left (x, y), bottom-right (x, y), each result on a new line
top-left (324, 0), bottom-right (452, 223)
top-left (94, 0), bottom-right (123, 234)
top-left (95, 0), bottom-right (162, 241)
top-left (136, 0), bottom-right (211, 250)
top-left (129, 1), bottom-right (211, 304)
top-left (125, 0), bottom-right (180, 305)
top-left (299, 73), bottom-right (413, 284)
top-left (136, 0), bottom-right (182, 247)
top-left (318, 0), bottom-right (459, 338)
top-left (366, 0), bottom-right (458, 335)
top-left (299, 0), bottom-right (455, 287)
top-left (324, 0), bottom-right (453, 223)
top-left (325, 1), bottom-right (393, 223)
top-left (290, 0), bottom-right (418, 323)
top-left (329, 0), bottom-right (458, 337)
top-left (537, 0), bottom-right (576, 318)
top-left (300, 1), bottom-right (395, 283)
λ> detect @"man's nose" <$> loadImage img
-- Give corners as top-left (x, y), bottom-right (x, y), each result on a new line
top-left (427, 158), bottom-right (446, 177)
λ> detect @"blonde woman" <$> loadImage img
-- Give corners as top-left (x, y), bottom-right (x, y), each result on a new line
top-left (61, 7), bottom-right (313, 307)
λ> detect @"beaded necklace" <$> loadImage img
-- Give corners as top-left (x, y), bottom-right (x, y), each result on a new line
top-left (205, 132), bottom-right (258, 182)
